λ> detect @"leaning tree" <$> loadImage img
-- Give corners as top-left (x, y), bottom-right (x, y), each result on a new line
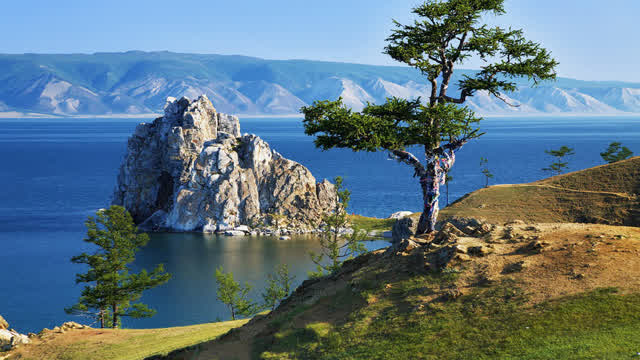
top-left (302, 0), bottom-right (558, 234)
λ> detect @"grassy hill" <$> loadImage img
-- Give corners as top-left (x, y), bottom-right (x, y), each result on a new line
top-left (4, 320), bottom-right (248, 360)
top-left (440, 156), bottom-right (640, 226)
top-left (158, 222), bottom-right (640, 359)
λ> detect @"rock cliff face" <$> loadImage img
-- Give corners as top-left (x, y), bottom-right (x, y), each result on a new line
top-left (113, 95), bottom-right (336, 233)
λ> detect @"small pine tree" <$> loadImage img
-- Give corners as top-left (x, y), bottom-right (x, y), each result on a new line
top-left (215, 267), bottom-right (259, 320)
top-left (309, 177), bottom-right (367, 277)
top-left (480, 157), bottom-right (494, 188)
top-left (542, 146), bottom-right (575, 175)
top-left (66, 205), bottom-right (171, 328)
top-left (269, 213), bottom-right (287, 229)
top-left (600, 142), bottom-right (633, 163)
top-left (262, 264), bottom-right (295, 311)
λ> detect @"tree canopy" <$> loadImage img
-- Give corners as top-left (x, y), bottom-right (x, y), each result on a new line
top-left (302, 0), bottom-right (558, 233)
top-left (601, 142), bottom-right (633, 164)
top-left (66, 206), bottom-right (171, 328)
top-left (309, 177), bottom-right (367, 276)
top-left (215, 267), bottom-right (259, 320)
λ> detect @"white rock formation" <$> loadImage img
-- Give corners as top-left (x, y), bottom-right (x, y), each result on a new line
top-left (388, 211), bottom-right (414, 220)
top-left (113, 95), bottom-right (336, 233)
top-left (0, 315), bottom-right (30, 352)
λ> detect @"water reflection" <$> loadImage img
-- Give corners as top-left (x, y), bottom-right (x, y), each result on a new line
top-left (126, 233), bottom-right (389, 328)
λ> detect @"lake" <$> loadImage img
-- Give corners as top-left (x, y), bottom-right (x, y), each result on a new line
top-left (1, 115), bottom-right (639, 332)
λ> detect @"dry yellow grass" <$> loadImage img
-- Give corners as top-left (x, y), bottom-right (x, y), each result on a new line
top-left (440, 156), bottom-right (640, 226)
top-left (6, 320), bottom-right (248, 360)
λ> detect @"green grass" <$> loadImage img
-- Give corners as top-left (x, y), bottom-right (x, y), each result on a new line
top-left (9, 320), bottom-right (248, 360)
top-left (259, 278), bottom-right (640, 360)
top-left (347, 215), bottom-right (396, 232)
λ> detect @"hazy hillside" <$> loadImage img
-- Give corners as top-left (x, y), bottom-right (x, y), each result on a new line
top-left (1, 51), bottom-right (640, 116)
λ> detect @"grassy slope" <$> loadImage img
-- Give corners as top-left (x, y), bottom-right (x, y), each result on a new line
top-left (440, 156), bottom-right (640, 226)
top-left (162, 222), bottom-right (640, 360)
top-left (6, 320), bottom-right (248, 360)
top-left (347, 215), bottom-right (395, 232)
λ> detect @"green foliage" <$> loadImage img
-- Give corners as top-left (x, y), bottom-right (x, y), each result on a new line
top-left (309, 177), bottom-right (367, 277)
top-left (600, 142), bottom-right (633, 163)
top-left (385, 0), bottom-right (558, 100)
top-left (262, 264), bottom-right (296, 311)
top-left (302, 0), bottom-right (557, 234)
top-left (303, 98), bottom-right (481, 153)
top-left (347, 215), bottom-right (396, 232)
top-left (480, 157), bottom-right (494, 187)
top-left (215, 267), bottom-right (259, 320)
top-left (268, 212), bottom-right (287, 229)
top-left (66, 205), bottom-right (171, 328)
top-left (542, 146), bottom-right (575, 175)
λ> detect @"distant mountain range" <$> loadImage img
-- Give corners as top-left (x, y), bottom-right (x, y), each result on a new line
top-left (1, 51), bottom-right (640, 117)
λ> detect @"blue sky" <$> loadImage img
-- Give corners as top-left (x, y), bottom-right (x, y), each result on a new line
top-left (2, 0), bottom-right (639, 82)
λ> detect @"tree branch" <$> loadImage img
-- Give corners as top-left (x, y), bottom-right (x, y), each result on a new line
top-left (429, 78), bottom-right (438, 105)
top-left (490, 91), bottom-right (521, 107)
top-left (441, 91), bottom-right (469, 104)
top-left (389, 149), bottom-right (426, 177)
top-left (450, 31), bottom-right (468, 64)
top-left (429, 129), bottom-right (482, 158)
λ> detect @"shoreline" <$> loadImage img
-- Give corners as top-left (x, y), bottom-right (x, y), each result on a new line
top-left (2, 111), bottom-right (640, 120)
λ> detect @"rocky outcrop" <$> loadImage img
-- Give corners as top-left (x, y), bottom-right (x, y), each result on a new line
top-left (113, 95), bottom-right (336, 233)
top-left (388, 211), bottom-right (413, 220)
top-left (0, 315), bottom-right (29, 352)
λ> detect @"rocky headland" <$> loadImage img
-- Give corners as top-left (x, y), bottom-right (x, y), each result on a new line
top-left (112, 95), bottom-right (336, 234)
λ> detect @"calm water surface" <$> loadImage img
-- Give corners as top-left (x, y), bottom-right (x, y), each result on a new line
top-left (1, 115), bottom-right (639, 332)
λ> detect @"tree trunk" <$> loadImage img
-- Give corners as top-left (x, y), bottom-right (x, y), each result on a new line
top-left (112, 304), bottom-right (118, 329)
top-left (99, 308), bottom-right (104, 329)
top-left (417, 162), bottom-right (440, 234)
top-left (417, 152), bottom-right (455, 234)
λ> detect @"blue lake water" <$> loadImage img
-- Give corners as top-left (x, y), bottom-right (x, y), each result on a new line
top-left (1, 115), bottom-right (639, 332)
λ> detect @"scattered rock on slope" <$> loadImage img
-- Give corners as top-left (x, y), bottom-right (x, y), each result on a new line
top-left (0, 315), bottom-right (30, 352)
top-left (113, 95), bottom-right (336, 233)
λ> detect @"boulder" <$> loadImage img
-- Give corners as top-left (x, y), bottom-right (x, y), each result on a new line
top-left (392, 213), bottom-right (421, 243)
top-left (0, 329), bottom-right (30, 352)
top-left (384, 239), bottom-right (420, 256)
top-left (0, 316), bottom-right (7, 330)
top-left (433, 223), bottom-right (465, 244)
top-left (388, 211), bottom-right (414, 220)
top-left (279, 236), bottom-right (291, 240)
top-left (234, 225), bottom-right (250, 232)
top-left (502, 260), bottom-right (527, 274)
top-left (61, 322), bottom-right (89, 330)
top-left (467, 245), bottom-right (492, 257)
top-left (224, 230), bottom-right (246, 237)
top-left (113, 95), bottom-right (336, 233)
